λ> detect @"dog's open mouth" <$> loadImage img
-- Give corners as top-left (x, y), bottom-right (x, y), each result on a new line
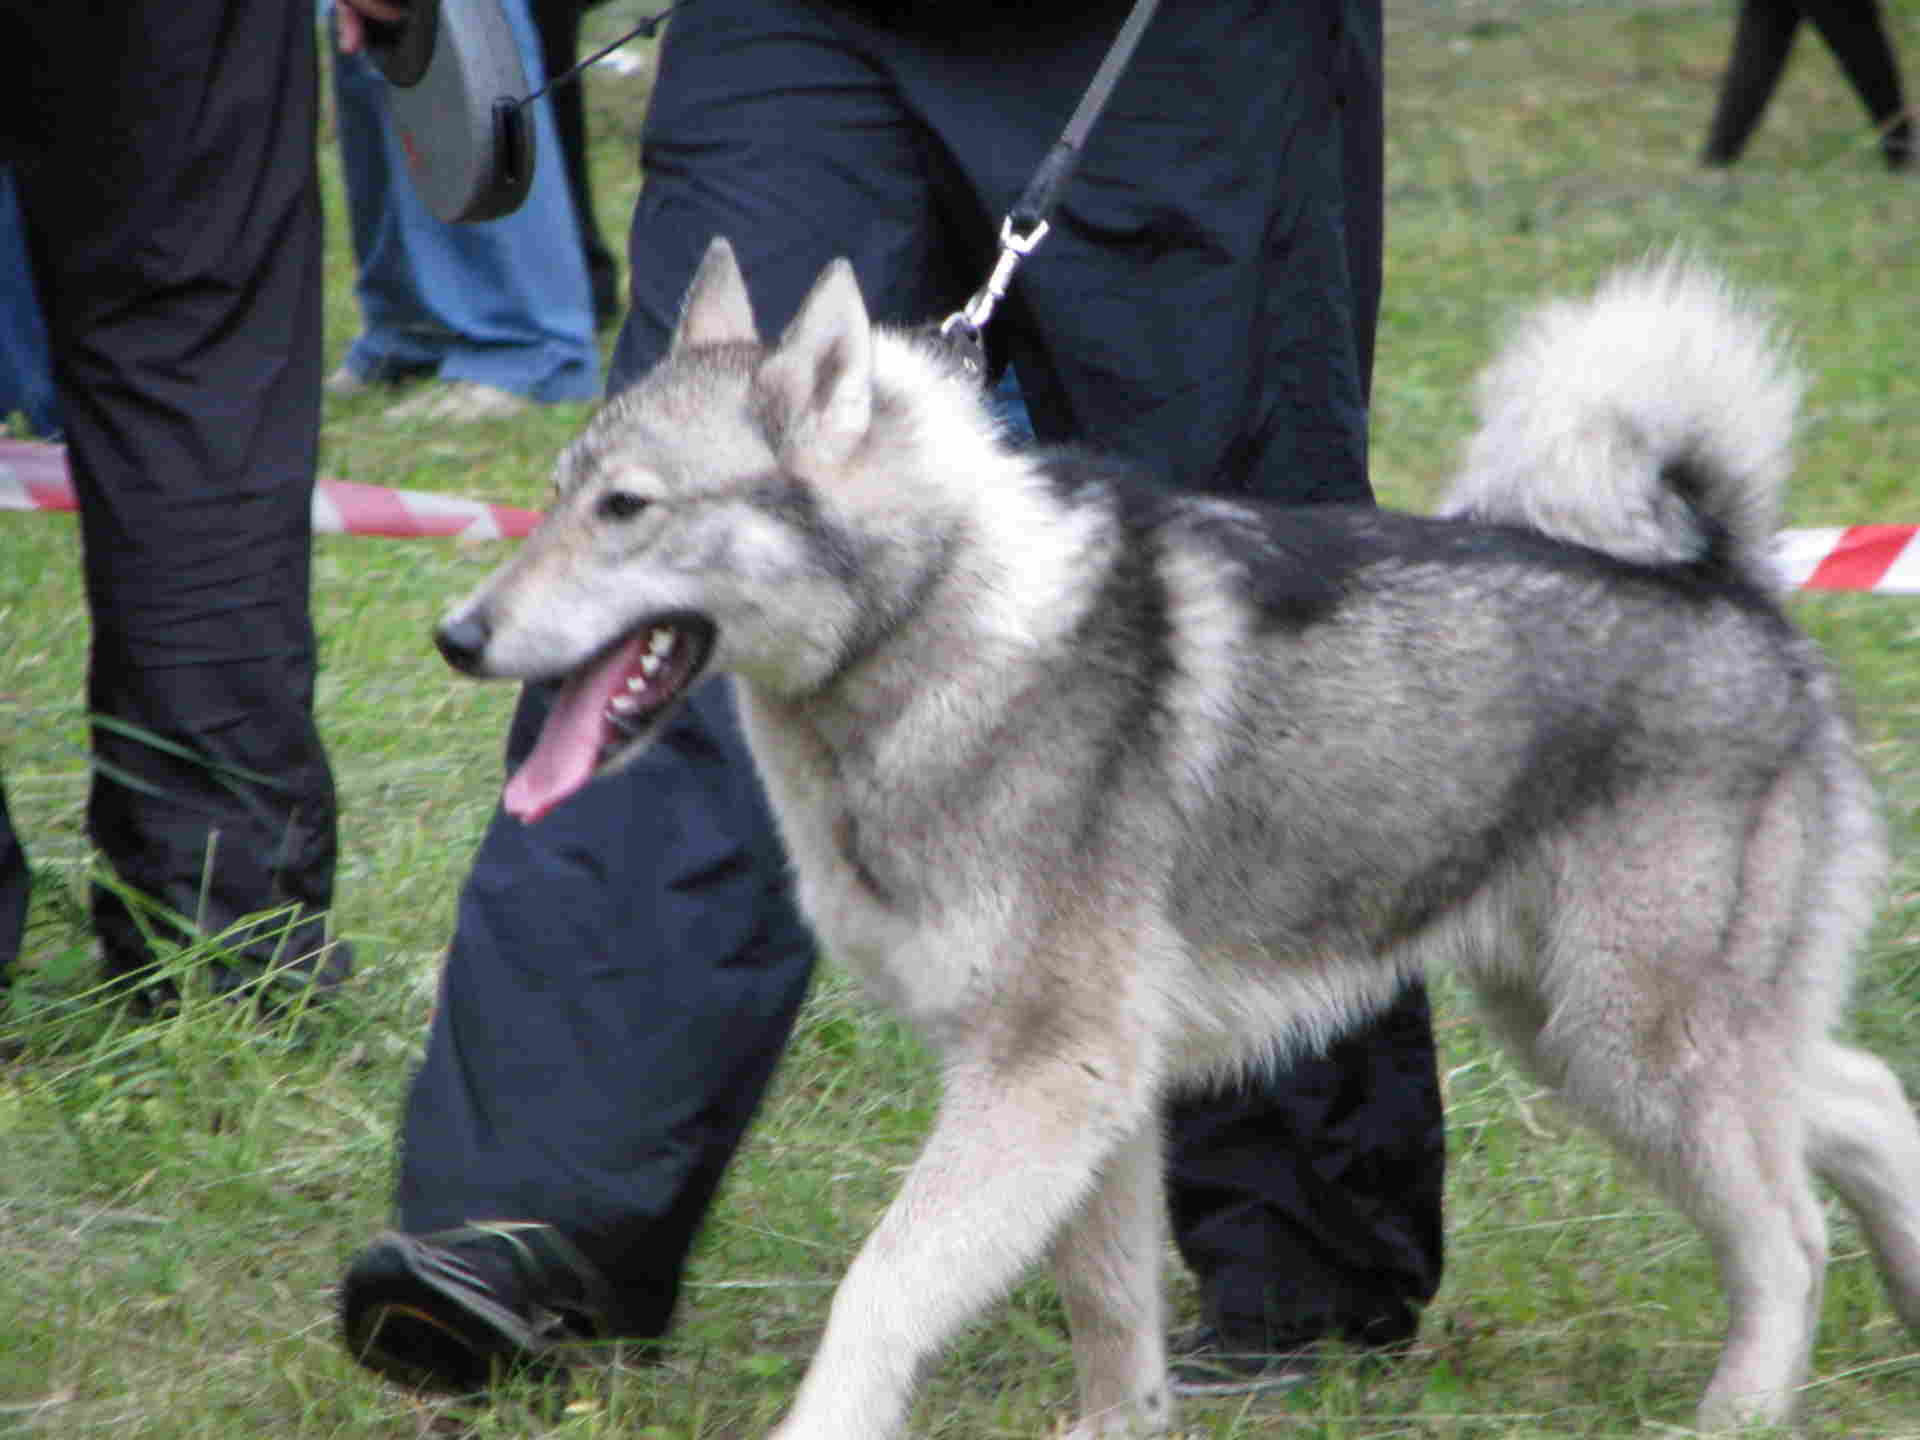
top-left (503, 615), bottom-right (715, 823)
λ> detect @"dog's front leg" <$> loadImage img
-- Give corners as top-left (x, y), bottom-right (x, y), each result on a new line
top-left (1052, 1117), bottom-right (1171, 1438)
top-left (769, 1051), bottom-right (1155, 1440)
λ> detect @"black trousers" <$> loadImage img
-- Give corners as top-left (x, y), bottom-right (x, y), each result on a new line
top-left (1703, 0), bottom-right (1912, 168)
top-left (397, 0), bottom-right (1443, 1345)
top-left (0, 1), bottom-right (342, 984)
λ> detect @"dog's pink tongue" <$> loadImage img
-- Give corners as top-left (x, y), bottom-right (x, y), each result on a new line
top-left (503, 633), bottom-right (649, 824)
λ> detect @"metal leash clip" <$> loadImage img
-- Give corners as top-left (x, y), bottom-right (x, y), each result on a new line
top-left (937, 217), bottom-right (1051, 382)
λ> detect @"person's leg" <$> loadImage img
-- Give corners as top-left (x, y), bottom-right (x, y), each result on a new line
top-left (2, 51), bottom-right (51, 993)
top-left (346, 0), bottom-right (955, 1391)
top-left (17, 0), bottom-right (346, 992)
top-left (329, 22), bottom-right (439, 386)
top-left (0, 169), bottom-right (60, 437)
top-left (327, 0), bottom-right (599, 401)
top-left (528, 0), bottom-right (622, 324)
top-left (390, 685), bottom-right (816, 1337)
top-left (1797, 0), bottom-right (1912, 168)
top-left (0, 780), bottom-right (27, 983)
top-left (343, 683), bottom-right (816, 1388)
top-left (1166, 987), bottom-right (1446, 1359)
top-left (1703, 0), bottom-right (1803, 166)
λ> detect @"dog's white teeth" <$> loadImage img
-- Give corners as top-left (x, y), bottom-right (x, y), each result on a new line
top-left (648, 628), bottom-right (675, 657)
top-left (625, 675), bottom-right (648, 693)
top-left (609, 693), bottom-right (642, 715)
top-left (640, 654), bottom-right (664, 678)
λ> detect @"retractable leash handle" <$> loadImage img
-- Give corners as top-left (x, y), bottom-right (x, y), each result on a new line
top-left (361, 0), bottom-right (534, 223)
top-left (361, 0), bottom-right (689, 224)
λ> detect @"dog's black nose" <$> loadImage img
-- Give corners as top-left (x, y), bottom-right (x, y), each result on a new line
top-left (435, 613), bottom-right (491, 674)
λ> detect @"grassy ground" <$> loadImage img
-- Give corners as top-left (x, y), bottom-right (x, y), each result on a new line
top-left (3, 1), bottom-right (1918, 1435)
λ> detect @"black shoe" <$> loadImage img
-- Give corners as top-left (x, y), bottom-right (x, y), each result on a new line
top-left (339, 1224), bottom-right (614, 1396)
top-left (1168, 1324), bottom-right (1321, 1397)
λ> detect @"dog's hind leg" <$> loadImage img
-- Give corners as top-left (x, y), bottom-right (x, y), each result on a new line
top-left (1051, 1118), bottom-right (1172, 1438)
top-left (1681, 1087), bottom-right (1829, 1431)
top-left (769, 1045), bottom-right (1158, 1440)
top-left (1663, 1038), bottom-right (1920, 1429)
top-left (1802, 1040), bottom-right (1920, 1336)
top-left (1568, 1050), bottom-right (1829, 1431)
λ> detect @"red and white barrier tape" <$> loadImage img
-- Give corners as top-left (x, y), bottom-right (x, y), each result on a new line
top-left (0, 439), bottom-right (538, 542)
top-left (4, 439), bottom-right (1916, 591)
top-left (312, 476), bottom-right (539, 541)
top-left (1773, 525), bottom-right (1920, 594)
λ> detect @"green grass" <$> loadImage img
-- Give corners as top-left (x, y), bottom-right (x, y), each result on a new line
top-left (3, 1), bottom-right (1918, 1434)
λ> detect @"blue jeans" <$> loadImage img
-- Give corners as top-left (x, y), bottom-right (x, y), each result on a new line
top-left (0, 168), bottom-right (60, 438)
top-left (329, 0), bottom-right (598, 402)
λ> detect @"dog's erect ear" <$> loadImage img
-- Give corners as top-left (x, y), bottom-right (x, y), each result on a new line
top-left (757, 258), bottom-right (872, 475)
top-left (671, 237), bottom-right (759, 353)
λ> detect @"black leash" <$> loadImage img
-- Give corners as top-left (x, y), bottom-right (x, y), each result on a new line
top-left (936, 0), bottom-right (1164, 380)
top-left (515, 1), bottom-right (696, 110)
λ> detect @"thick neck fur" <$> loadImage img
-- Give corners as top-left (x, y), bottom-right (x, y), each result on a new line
top-left (758, 332), bottom-right (1107, 754)
top-left (734, 333), bottom-right (1114, 919)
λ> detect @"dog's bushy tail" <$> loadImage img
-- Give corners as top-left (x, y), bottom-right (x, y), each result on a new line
top-left (1440, 257), bottom-right (1802, 595)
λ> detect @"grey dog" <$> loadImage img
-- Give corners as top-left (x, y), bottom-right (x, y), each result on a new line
top-left (436, 240), bottom-right (1920, 1435)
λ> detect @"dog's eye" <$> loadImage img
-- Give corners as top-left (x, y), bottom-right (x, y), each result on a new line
top-left (598, 491), bottom-right (649, 521)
